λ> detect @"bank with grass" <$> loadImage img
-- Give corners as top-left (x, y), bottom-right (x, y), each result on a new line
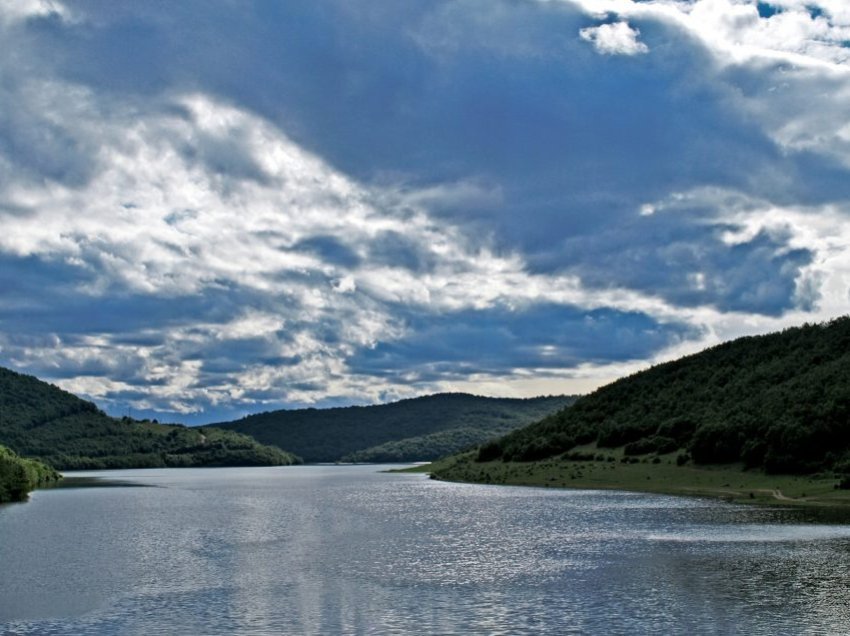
top-left (423, 448), bottom-right (850, 509)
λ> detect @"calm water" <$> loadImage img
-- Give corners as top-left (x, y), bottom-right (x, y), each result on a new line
top-left (1, 466), bottom-right (849, 635)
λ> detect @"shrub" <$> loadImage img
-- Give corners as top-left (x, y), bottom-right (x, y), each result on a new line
top-left (476, 441), bottom-right (503, 462)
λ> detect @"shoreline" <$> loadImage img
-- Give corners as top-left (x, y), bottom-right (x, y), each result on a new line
top-left (401, 454), bottom-right (850, 515)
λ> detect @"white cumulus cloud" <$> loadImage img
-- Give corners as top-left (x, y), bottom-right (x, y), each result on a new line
top-left (579, 21), bottom-right (649, 55)
top-left (0, 0), bottom-right (70, 24)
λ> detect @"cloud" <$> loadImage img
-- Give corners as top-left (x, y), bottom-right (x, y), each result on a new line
top-left (533, 194), bottom-right (817, 315)
top-left (580, 21), bottom-right (649, 56)
top-left (1, 85), bottom-right (659, 415)
top-left (0, 0), bottom-right (70, 25)
top-left (350, 306), bottom-right (697, 382)
top-left (686, 0), bottom-right (850, 65)
top-left (1, 0), bottom-right (850, 420)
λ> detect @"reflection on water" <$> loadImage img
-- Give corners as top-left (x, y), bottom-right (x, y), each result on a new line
top-left (1, 466), bottom-right (849, 635)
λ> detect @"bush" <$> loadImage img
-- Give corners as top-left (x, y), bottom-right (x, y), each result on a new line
top-left (689, 424), bottom-right (744, 464)
top-left (476, 441), bottom-right (503, 462)
top-left (656, 418), bottom-right (698, 444)
top-left (0, 445), bottom-right (60, 503)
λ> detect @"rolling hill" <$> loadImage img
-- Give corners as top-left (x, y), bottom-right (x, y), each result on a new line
top-left (447, 317), bottom-right (850, 478)
top-left (0, 366), bottom-right (299, 470)
top-left (216, 393), bottom-right (576, 463)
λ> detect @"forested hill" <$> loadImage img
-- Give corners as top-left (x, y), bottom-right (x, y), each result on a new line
top-left (476, 317), bottom-right (850, 475)
top-left (215, 393), bottom-right (576, 463)
top-left (0, 366), bottom-right (299, 470)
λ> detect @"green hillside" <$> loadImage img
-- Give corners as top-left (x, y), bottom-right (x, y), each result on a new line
top-left (0, 444), bottom-right (60, 503)
top-left (216, 393), bottom-right (576, 463)
top-left (0, 366), bottom-right (300, 470)
top-left (341, 427), bottom-right (517, 463)
top-left (453, 317), bottom-right (850, 478)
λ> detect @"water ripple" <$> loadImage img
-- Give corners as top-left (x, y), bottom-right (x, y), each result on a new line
top-left (1, 465), bottom-right (849, 635)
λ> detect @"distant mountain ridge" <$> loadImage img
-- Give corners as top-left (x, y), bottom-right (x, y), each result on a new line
top-left (474, 317), bottom-right (850, 475)
top-left (216, 393), bottom-right (577, 463)
top-left (0, 366), bottom-right (299, 469)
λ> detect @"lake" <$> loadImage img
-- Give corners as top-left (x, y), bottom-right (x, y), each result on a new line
top-left (1, 465), bottom-right (849, 635)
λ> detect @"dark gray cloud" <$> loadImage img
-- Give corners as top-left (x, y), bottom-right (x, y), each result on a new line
top-left (539, 218), bottom-right (815, 315)
top-left (350, 305), bottom-right (698, 382)
top-left (0, 254), bottom-right (291, 335)
top-left (367, 231), bottom-right (437, 273)
top-left (178, 131), bottom-right (271, 187)
top-left (291, 236), bottom-right (361, 269)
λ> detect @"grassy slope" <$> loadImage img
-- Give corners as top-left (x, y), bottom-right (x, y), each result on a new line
top-left (217, 394), bottom-right (576, 463)
top-left (426, 446), bottom-right (850, 508)
top-left (0, 366), bottom-right (299, 469)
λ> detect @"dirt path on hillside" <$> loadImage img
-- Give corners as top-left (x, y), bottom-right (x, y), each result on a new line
top-left (770, 489), bottom-right (795, 501)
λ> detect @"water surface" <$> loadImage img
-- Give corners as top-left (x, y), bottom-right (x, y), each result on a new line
top-left (1, 465), bottom-right (849, 634)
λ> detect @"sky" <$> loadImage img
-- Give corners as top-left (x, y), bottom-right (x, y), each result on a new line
top-left (1, 0), bottom-right (850, 423)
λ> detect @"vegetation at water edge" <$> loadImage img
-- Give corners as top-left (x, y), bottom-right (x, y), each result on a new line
top-left (0, 444), bottom-right (60, 503)
top-left (426, 448), bottom-right (850, 509)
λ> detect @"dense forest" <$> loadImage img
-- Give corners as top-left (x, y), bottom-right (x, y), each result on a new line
top-left (342, 426), bottom-right (519, 463)
top-left (0, 367), bottom-right (300, 469)
top-left (217, 393), bottom-right (576, 463)
top-left (475, 317), bottom-right (850, 476)
top-left (0, 444), bottom-right (60, 503)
